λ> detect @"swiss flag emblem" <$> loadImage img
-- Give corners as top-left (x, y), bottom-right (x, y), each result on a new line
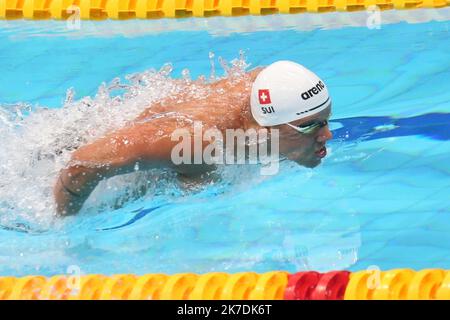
top-left (258, 89), bottom-right (272, 104)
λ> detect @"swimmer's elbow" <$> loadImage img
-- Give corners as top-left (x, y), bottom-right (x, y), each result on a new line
top-left (53, 177), bottom-right (82, 216)
top-left (53, 166), bottom-right (102, 216)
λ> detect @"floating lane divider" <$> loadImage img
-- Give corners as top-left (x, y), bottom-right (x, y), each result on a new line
top-left (0, 0), bottom-right (449, 20)
top-left (0, 269), bottom-right (449, 299)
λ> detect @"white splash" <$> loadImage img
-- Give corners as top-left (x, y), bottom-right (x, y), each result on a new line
top-left (0, 54), bottom-right (251, 229)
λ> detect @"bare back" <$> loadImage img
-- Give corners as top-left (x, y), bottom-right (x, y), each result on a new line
top-left (133, 69), bottom-right (261, 132)
top-left (54, 69), bottom-right (262, 215)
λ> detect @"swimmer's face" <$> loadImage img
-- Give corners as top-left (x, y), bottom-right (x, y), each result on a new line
top-left (275, 106), bottom-right (333, 168)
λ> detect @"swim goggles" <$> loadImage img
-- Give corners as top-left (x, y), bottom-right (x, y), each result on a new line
top-left (286, 119), bottom-right (329, 135)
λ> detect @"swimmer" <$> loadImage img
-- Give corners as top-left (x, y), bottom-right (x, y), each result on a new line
top-left (54, 60), bottom-right (333, 215)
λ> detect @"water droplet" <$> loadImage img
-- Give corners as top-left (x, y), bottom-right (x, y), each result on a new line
top-left (181, 68), bottom-right (191, 83)
top-left (209, 51), bottom-right (216, 81)
top-left (64, 87), bottom-right (75, 105)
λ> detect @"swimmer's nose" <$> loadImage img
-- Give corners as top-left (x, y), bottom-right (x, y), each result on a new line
top-left (316, 125), bottom-right (333, 143)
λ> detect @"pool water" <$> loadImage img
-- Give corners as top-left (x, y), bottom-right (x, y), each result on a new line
top-left (0, 11), bottom-right (449, 277)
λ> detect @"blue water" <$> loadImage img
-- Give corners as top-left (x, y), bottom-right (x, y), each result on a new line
top-left (0, 14), bottom-right (449, 276)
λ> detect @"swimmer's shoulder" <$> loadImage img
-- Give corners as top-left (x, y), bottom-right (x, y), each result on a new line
top-left (248, 67), bottom-right (264, 81)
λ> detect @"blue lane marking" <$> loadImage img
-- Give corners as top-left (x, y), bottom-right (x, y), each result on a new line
top-left (97, 204), bottom-right (168, 231)
top-left (331, 113), bottom-right (450, 142)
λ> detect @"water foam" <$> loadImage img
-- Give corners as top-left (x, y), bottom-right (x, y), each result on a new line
top-left (0, 53), bottom-right (252, 229)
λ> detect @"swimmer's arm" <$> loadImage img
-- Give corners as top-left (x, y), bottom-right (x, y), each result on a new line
top-left (54, 121), bottom-right (179, 216)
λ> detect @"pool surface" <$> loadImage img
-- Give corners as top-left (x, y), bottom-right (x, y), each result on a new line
top-left (0, 10), bottom-right (449, 277)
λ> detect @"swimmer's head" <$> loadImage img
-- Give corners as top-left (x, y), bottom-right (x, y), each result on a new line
top-left (250, 61), bottom-right (333, 167)
top-left (250, 60), bottom-right (331, 127)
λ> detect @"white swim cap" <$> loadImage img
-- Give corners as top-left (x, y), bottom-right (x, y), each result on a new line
top-left (250, 61), bottom-right (331, 127)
